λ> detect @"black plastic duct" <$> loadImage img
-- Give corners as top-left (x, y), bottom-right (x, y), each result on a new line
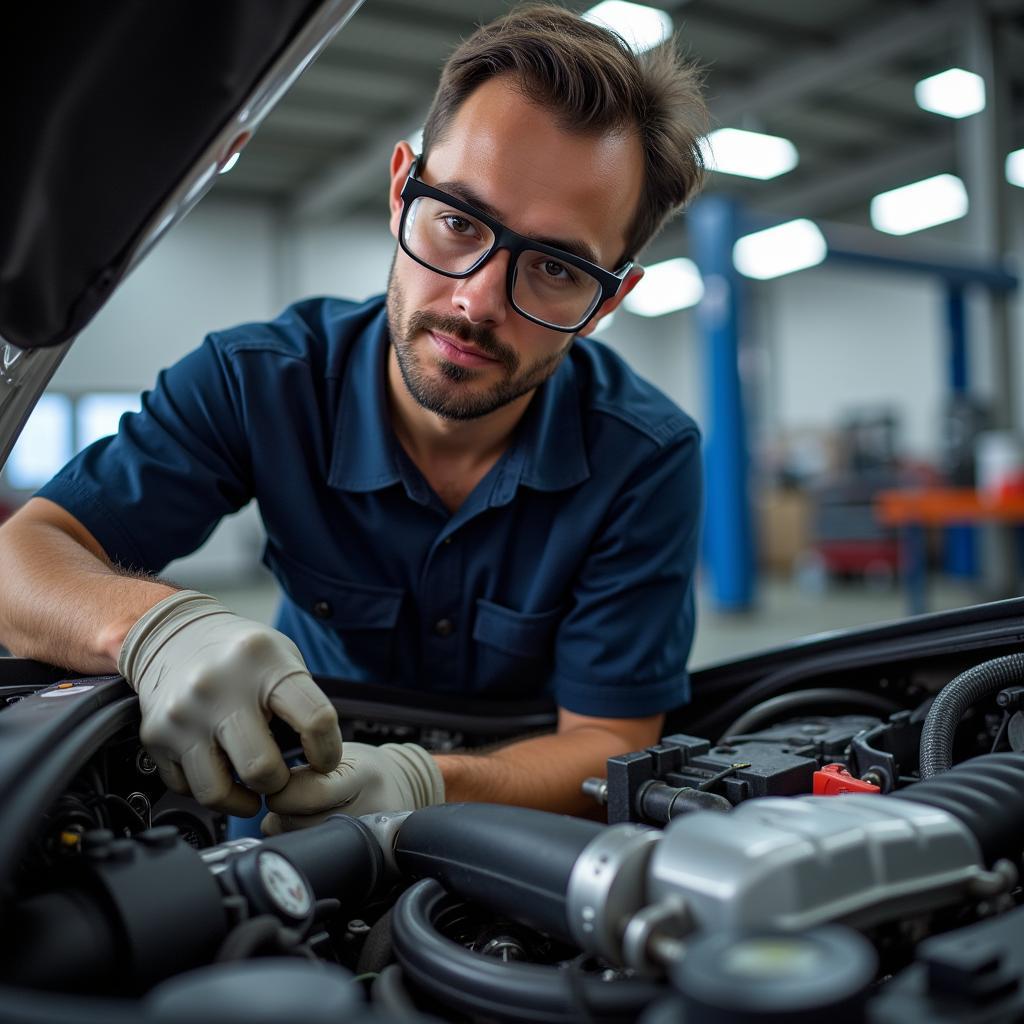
top-left (892, 752), bottom-right (1024, 866)
top-left (393, 802), bottom-right (604, 942)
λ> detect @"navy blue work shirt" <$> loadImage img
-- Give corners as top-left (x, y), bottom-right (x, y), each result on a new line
top-left (38, 295), bottom-right (701, 718)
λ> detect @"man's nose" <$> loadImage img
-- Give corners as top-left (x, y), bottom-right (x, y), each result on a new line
top-left (451, 248), bottom-right (510, 326)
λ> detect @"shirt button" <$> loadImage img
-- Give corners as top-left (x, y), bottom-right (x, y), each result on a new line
top-left (434, 618), bottom-right (455, 637)
top-left (312, 600), bottom-right (333, 620)
top-left (443, 536), bottom-right (453, 545)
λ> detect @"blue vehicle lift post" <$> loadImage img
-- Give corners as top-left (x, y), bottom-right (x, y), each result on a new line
top-left (689, 195), bottom-right (754, 612)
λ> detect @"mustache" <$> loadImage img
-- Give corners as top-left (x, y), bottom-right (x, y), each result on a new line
top-left (406, 310), bottom-right (518, 371)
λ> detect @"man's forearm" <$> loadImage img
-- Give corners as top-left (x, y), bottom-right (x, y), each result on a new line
top-left (434, 726), bottom-right (631, 816)
top-left (0, 500), bottom-right (176, 673)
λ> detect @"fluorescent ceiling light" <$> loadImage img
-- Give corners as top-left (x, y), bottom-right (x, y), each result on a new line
top-left (1007, 148), bottom-right (1024, 188)
top-left (583, 1), bottom-right (672, 53)
top-left (870, 173), bottom-right (968, 235)
top-left (914, 67), bottom-right (986, 119)
top-left (622, 258), bottom-right (703, 316)
top-left (699, 128), bottom-right (798, 180)
top-left (732, 219), bottom-right (827, 280)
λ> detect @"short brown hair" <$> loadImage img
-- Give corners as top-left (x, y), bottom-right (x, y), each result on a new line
top-left (421, 3), bottom-right (708, 263)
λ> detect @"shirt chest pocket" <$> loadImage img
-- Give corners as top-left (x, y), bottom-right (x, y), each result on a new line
top-left (264, 544), bottom-right (404, 684)
top-left (471, 599), bottom-right (562, 695)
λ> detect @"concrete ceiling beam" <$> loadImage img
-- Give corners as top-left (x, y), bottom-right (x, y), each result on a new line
top-left (287, 113), bottom-right (426, 221)
top-left (710, 0), bottom-right (958, 126)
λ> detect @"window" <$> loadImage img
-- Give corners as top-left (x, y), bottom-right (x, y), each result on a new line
top-left (76, 392), bottom-right (142, 449)
top-left (5, 394), bottom-right (73, 490)
top-left (3, 391), bottom-right (142, 491)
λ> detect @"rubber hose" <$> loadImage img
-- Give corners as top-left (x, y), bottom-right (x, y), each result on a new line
top-left (891, 752), bottom-right (1024, 865)
top-left (356, 909), bottom-right (394, 975)
top-left (369, 964), bottom-right (419, 1018)
top-left (720, 687), bottom-right (900, 741)
top-left (919, 653), bottom-right (1024, 778)
top-left (394, 803), bottom-right (603, 941)
top-left (391, 879), bottom-right (666, 1024)
top-left (262, 813), bottom-right (384, 907)
top-left (214, 916), bottom-right (286, 962)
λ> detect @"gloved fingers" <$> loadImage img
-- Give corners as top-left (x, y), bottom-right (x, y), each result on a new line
top-left (260, 808), bottom-right (342, 836)
top-left (267, 674), bottom-right (342, 773)
top-left (159, 764), bottom-right (191, 797)
top-left (265, 762), bottom-right (364, 815)
top-left (216, 709), bottom-right (291, 795)
top-left (181, 742), bottom-right (262, 817)
top-left (261, 811), bottom-right (285, 836)
top-left (144, 745), bottom-right (191, 795)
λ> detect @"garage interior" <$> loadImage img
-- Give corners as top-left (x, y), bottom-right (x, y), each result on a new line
top-left (8, 3), bottom-right (1024, 1020)
top-left (3, 0), bottom-right (1024, 669)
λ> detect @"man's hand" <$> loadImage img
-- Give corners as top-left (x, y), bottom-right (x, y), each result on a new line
top-left (118, 590), bottom-right (342, 816)
top-left (261, 742), bottom-right (444, 834)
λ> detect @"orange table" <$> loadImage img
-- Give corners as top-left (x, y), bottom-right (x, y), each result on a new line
top-left (875, 488), bottom-right (1024, 614)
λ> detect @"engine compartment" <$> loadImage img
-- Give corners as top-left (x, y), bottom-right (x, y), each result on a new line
top-left (3, 606), bottom-right (1024, 1024)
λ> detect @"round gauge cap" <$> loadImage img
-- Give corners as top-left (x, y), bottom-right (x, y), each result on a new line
top-left (672, 925), bottom-right (877, 1024)
top-left (257, 849), bottom-right (313, 919)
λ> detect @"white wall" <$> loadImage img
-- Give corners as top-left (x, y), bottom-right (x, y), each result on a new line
top-left (603, 188), bottom-right (1024, 467)
top-left (283, 211), bottom-right (396, 303)
top-left (597, 307), bottom-right (703, 425)
top-left (763, 264), bottom-right (945, 459)
top-left (54, 196), bottom-right (281, 390)
top-left (43, 196), bottom-right (282, 587)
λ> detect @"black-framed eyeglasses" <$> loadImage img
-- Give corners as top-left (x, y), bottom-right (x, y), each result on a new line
top-left (398, 158), bottom-right (634, 332)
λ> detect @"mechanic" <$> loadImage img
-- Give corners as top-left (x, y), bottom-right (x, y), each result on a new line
top-left (0, 4), bottom-right (707, 827)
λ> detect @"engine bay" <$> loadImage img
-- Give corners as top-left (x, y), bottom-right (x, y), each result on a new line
top-left (3, 605), bottom-right (1024, 1024)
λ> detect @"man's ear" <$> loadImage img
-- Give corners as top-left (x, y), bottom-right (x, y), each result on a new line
top-left (576, 265), bottom-right (644, 337)
top-left (388, 141), bottom-right (417, 239)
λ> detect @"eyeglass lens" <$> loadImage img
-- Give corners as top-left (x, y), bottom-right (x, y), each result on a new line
top-left (403, 196), bottom-right (602, 328)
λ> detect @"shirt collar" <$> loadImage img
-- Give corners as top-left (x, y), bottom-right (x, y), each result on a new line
top-left (504, 350), bottom-right (590, 499)
top-left (328, 301), bottom-right (590, 499)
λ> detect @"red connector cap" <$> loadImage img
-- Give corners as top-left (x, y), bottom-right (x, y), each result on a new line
top-left (813, 763), bottom-right (881, 796)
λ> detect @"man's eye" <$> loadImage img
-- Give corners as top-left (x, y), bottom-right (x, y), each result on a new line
top-left (541, 260), bottom-right (573, 281)
top-left (443, 215), bottom-right (474, 235)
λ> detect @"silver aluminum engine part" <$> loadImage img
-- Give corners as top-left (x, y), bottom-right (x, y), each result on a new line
top-left (647, 795), bottom-right (989, 934)
top-left (199, 837), bottom-right (262, 878)
top-left (566, 824), bottom-right (663, 964)
top-left (620, 897), bottom-right (690, 975)
top-left (358, 810), bottom-right (413, 877)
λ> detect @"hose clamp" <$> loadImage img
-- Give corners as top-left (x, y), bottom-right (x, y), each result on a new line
top-left (566, 823), bottom-right (662, 964)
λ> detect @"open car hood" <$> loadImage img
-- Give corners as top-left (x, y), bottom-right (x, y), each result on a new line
top-left (0, 0), bottom-right (365, 468)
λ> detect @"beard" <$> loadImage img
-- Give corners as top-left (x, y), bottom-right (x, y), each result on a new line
top-left (386, 257), bottom-right (572, 421)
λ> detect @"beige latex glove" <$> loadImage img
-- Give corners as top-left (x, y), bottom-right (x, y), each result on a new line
top-left (261, 742), bottom-right (444, 835)
top-left (118, 590), bottom-right (341, 816)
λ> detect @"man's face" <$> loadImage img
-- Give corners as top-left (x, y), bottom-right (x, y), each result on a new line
top-left (386, 77), bottom-right (645, 421)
